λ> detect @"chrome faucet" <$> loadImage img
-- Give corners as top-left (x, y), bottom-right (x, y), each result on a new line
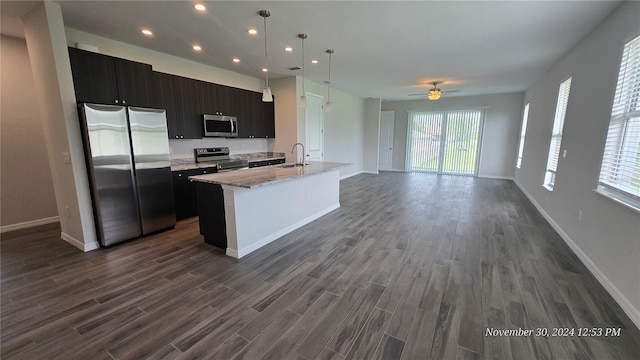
top-left (291, 142), bottom-right (305, 166)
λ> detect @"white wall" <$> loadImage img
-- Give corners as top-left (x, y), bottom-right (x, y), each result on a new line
top-left (516, 1), bottom-right (640, 327)
top-left (363, 98), bottom-right (382, 173)
top-left (22, 2), bottom-right (98, 250)
top-left (302, 79), bottom-right (365, 178)
top-left (65, 28), bottom-right (271, 158)
top-left (270, 77), bottom-right (299, 163)
top-left (382, 92), bottom-right (523, 178)
top-left (0, 35), bottom-right (58, 230)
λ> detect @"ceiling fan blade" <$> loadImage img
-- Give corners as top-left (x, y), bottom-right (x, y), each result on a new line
top-left (409, 93), bottom-right (428, 96)
top-left (443, 89), bottom-right (461, 93)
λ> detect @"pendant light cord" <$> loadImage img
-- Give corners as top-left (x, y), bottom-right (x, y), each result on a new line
top-left (327, 51), bottom-right (332, 102)
top-left (263, 15), bottom-right (269, 87)
top-left (301, 35), bottom-right (305, 95)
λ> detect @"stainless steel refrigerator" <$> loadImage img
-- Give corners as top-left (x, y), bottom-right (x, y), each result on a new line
top-left (79, 103), bottom-right (176, 246)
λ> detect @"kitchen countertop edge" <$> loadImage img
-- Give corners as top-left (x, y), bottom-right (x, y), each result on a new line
top-left (189, 161), bottom-right (349, 189)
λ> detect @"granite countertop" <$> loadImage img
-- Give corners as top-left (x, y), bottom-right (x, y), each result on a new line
top-left (189, 161), bottom-right (349, 189)
top-left (170, 152), bottom-right (286, 171)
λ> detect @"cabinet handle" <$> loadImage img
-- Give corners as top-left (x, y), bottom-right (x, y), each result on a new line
top-left (180, 135), bottom-right (184, 139)
top-left (115, 99), bottom-right (119, 103)
top-left (178, 174), bottom-right (182, 177)
top-left (175, 135), bottom-right (179, 139)
top-left (122, 100), bottom-right (126, 104)
top-left (203, 171), bottom-right (207, 174)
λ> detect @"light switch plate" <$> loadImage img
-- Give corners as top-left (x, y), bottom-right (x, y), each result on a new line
top-left (63, 152), bottom-right (71, 163)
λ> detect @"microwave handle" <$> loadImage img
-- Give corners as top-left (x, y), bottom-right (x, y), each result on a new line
top-left (230, 119), bottom-right (235, 134)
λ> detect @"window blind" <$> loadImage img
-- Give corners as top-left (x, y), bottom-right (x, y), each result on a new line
top-left (544, 77), bottom-right (572, 189)
top-left (406, 109), bottom-right (483, 176)
top-left (598, 34), bottom-right (640, 205)
top-left (516, 103), bottom-right (530, 168)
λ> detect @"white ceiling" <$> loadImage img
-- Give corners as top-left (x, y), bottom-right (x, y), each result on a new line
top-left (3, 1), bottom-right (620, 100)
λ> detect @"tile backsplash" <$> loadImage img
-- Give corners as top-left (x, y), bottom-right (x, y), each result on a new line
top-left (169, 138), bottom-right (272, 161)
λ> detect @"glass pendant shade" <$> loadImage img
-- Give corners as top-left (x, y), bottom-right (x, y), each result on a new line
top-left (324, 101), bottom-right (332, 112)
top-left (428, 90), bottom-right (441, 100)
top-left (262, 86), bottom-right (273, 102)
top-left (260, 10), bottom-right (271, 102)
top-left (299, 95), bottom-right (307, 108)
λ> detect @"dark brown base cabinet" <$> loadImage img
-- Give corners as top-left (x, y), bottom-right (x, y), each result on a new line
top-left (195, 182), bottom-right (227, 249)
top-left (248, 158), bottom-right (285, 168)
top-left (172, 167), bottom-right (214, 220)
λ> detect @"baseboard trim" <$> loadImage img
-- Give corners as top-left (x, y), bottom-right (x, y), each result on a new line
top-left (61, 232), bottom-right (100, 252)
top-left (477, 174), bottom-right (514, 180)
top-left (513, 179), bottom-right (640, 329)
top-left (361, 170), bottom-right (379, 175)
top-left (0, 216), bottom-right (59, 233)
top-left (228, 202), bottom-right (340, 259)
top-left (340, 171), bottom-right (363, 180)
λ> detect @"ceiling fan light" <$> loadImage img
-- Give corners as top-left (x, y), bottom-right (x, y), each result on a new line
top-left (428, 92), bottom-right (441, 101)
top-left (262, 87), bottom-right (273, 102)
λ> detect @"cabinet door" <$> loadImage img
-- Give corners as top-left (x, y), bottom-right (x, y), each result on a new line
top-left (237, 90), bottom-right (256, 138)
top-left (68, 47), bottom-right (118, 105)
top-left (260, 95), bottom-right (275, 138)
top-left (155, 72), bottom-right (180, 139)
top-left (172, 171), bottom-right (190, 220)
top-left (178, 77), bottom-right (202, 139)
top-left (114, 58), bottom-right (157, 108)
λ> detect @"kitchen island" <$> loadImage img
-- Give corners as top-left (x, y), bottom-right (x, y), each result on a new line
top-left (189, 161), bottom-right (349, 258)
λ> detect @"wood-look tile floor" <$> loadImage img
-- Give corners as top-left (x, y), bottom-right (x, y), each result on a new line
top-left (1, 173), bottom-right (639, 360)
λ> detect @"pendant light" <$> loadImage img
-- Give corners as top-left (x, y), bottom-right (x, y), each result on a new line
top-left (259, 10), bottom-right (273, 102)
top-left (324, 49), bottom-right (334, 112)
top-left (298, 33), bottom-right (308, 108)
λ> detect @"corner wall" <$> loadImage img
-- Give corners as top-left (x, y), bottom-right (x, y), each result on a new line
top-left (363, 99), bottom-right (382, 173)
top-left (22, 2), bottom-right (98, 250)
top-left (515, 1), bottom-right (640, 327)
top-left (0, 35), bottom-right (58, 230)
top-left (382, 92), bottom-right (523, 178)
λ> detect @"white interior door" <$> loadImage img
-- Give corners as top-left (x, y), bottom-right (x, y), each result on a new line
top-left (378, 111), bottom-right (395, 170)
top-left (305, 93), bottom-right (324, 161)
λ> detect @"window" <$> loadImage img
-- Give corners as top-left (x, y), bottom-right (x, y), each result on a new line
top-left (516, 103), bottom-right (530, 168)
top-left (597, 34), bottom-right (640, 210)
top-left (543, 77), bottom-right (572, 190)
top-left (406, 109), bottom-right (484, 176)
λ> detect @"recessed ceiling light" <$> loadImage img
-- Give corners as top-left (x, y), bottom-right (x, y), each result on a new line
top-left (194, 3), bottom-right (206, 12)
top-left (233, 58), bottom-right (240, 63)
top-left (262, 68), bottom-right (268, 72)
top-left (141, 29), bottom-right (153, 36)
top-left (248, 29), bottom-right (258, 35)
top-left (311, 60), bottom-right (318, 64)
top-left (285, 46), bottom-right (293, 52)
top-left (192, 45), bottom-right (202, 52)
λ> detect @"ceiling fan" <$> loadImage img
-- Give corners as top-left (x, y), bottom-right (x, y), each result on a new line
top-left (409, 82), bottom-right (460, 100)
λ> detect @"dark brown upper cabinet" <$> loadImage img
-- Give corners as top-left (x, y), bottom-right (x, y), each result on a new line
top-left (68, 47), bottom-right (157, 108)
top-left (155, 72), bottom-right (202, 139)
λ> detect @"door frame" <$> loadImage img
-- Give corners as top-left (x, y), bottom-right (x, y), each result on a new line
top-left (378, 111), bottom-right (395, 171)
top-left (304, 92), bottom-right (324, 161)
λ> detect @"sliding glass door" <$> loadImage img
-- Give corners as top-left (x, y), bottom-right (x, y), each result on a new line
top-left (406, 109), bottom-right (484, 176)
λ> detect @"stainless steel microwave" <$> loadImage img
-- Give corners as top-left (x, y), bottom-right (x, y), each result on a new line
top-left (203, 114), bottom-right (237, 137)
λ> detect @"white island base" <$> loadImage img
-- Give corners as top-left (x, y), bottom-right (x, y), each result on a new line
top-left (222, 169), bottom-right (339, 258)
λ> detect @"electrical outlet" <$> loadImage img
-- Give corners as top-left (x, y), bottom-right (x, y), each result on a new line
top-left (562, 149), bottom-right (567, 158)
top-left (63, 152), bottom-right (71, 164)
top-left (65, 206), bottom-right (71, 218)
top-left (578, 210), bottom-right (583, 222)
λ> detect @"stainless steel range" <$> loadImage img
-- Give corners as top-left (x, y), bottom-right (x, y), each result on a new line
top-left (194, 147), bottom-right (249, 172)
